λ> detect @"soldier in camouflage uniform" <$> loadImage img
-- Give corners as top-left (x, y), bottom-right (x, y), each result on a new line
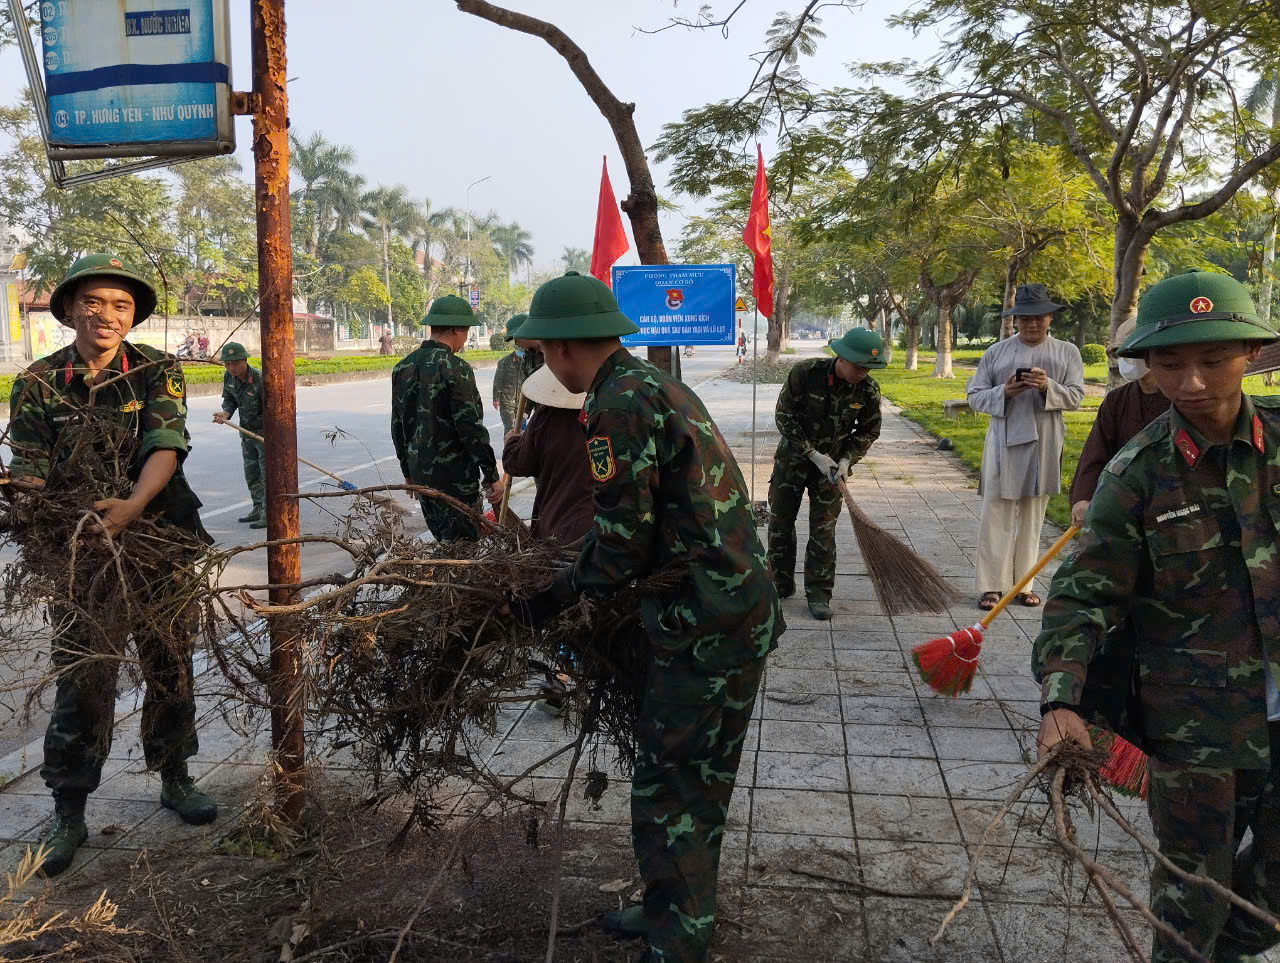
top-left (491, 313), bottom-right (544, 431)
top-left (512, 272), bottom-right (785, 963)
top-left (6, 255), bottom-right (218, 877)
top-left (1032, 271), bottom-right (1280, 963)
top-left (212, 342), bottom-right (266, 528)
top-left (767, 328), bottom-right (884, 620)
top-left (390, 294), bottom-right (502, 542)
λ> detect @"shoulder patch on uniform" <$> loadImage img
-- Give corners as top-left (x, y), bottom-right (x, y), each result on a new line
top-left (1106, 413), bottom-right (1171, 478)
top-left (165, 371), bottom-right (184, 398)
top-left (586, 435), bottom-right (616, 482)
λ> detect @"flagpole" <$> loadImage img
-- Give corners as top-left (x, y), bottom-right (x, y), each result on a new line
top-left (751, 306), bottom-right (759, 501)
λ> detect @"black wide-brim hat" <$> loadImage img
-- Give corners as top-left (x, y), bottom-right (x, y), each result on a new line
top-left (1001, 283), bottom-right (1065, 318)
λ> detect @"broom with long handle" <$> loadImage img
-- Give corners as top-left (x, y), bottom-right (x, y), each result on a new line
top-left (497, 393), bottom-right (527, 530)
top-left (910, 525), bottom-right (1079, 696)
top-left (835, 476), bottom-right (959, 615)
top-left (221, 421), bottom-right (408, 516)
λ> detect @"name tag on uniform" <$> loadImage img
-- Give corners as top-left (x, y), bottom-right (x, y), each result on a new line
top-left (1155, 504), bottom-right (1202, 523)
top-left (849, 402), bottom-right (862, 410)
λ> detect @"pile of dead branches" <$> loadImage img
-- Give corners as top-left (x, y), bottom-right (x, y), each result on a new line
top-left (203, 489), bottom-right (678, 837)
top-left (0, 415), bottom-right (218, 744)
top-left (938, 742), bottom-right (1280, 963)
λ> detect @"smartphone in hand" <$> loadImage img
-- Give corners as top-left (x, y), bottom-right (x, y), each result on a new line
top-left (1014, 367), bottom-right (1032, 383)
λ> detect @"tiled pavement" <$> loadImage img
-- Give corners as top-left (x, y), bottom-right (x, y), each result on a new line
top-left (0, 363), bottom-right (1267, 961)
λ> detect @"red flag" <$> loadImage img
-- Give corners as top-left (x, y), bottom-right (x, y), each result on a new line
top-left (743, 144), bottom-right (773, 318)
top-left (590, 156), bottom-right (629, 288)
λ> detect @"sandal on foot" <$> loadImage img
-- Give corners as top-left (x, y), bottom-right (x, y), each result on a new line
top-left (978, 592), bottom-right (1001, 611)
top-left (1019, 592), bottom-right (1042, 607)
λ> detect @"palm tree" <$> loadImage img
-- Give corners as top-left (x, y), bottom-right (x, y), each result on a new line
top-left (492, 221), bottom-right (535, 277)
top-left (561, 246), bottom-right (591, 273)
top-left (289, 131), bottom-right (358, 258)
top-left (412, 198), bottom-right (456, 297)
top-left (362, 184), bottom-right (422, 327)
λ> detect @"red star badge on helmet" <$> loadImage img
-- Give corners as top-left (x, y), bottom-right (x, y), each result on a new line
top-left (1189, 296), bottom-right (1213, 314)
top-left (109, 258), bottom-right (123, 268)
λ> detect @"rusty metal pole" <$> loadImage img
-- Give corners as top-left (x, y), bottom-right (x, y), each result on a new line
top-left (251, 0), bottom-right (305, 824)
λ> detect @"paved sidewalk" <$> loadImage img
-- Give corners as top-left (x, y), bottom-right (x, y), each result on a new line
top-left (0, 355), bottom-right (1262, 961)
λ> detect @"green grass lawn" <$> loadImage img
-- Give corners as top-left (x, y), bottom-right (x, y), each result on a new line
top-left (0, 348), bottom-right (505, 401)
top-left (873, 352), bottom-right (1099, 528)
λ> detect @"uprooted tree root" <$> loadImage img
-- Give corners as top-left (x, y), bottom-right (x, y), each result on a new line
top-left (0, 415), bottom-right (218, 755)
top-left (935, 743), bottom-right (1280, 963)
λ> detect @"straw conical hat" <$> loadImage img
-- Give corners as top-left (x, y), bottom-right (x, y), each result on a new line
top-left (522, 364), bottom-right (585, 410)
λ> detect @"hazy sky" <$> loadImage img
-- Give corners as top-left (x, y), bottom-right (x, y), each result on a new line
top-left (0, 0), bottom-right (930, 273)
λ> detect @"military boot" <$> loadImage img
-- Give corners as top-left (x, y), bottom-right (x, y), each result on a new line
top-left (160, 766), bottom-right (218, 825)
top-left (39, 793), bottom-right (88, 877)
top-left (249, 512), bottom-right (267, 530)
top-left (237, 509), bottom-right (260, 523)
top-left (808, 599), bottom-right (833, 620)
top-left (600, 906), bottom-right (648, 938)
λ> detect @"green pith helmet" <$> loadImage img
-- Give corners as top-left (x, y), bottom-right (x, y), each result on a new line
top-left (219, 342), bottom-right (249, 362)
top-left (50, 253), bottom-right (158, 326)
top-left (828, 327), bottom-right (889, 369)
top-left (518, 272), bottom-right (640, 340)
top-left (504, 313), bottom-right (529, 341)
top-left (1119, 270), bottom-right (1277, 357)
top-left (421, 294), bottom-right (480, 327)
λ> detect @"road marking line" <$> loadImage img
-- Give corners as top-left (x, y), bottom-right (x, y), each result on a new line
top-left (201, 453), bottom-right (401, 519)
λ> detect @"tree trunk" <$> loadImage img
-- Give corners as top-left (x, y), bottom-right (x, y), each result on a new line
top-left (1109, 215), bottom-right (1148, 387)
top-left (1262, 88), bottom-right (1280, 385)
top-left (767, 263), bottom-right (790, 362)
top-left (454, 0), bottom-right (673, 373)
top-left (932, 294), bottom-right (954, 378)
top-left (1001, 259), bottom-right (1018, 340)
top-left (904, 316), bottom-right (920, 370)
top-left (382, 226), bottom-right (394, 327)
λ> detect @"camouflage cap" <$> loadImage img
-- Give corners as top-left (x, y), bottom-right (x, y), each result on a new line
top-left (504, 313), bottom-right (529, 341)
top-left (1119, 270), bottom-right (1277, 357)
top-left (518, 272), bottom-right (640, 340)
top-left (50, 253), bottom-right (158, 326)
top-left (422, 294), bottom-right (481, 327)
top-left (219, 342), bottom-right (249, 362)
top-left (828, 327), bottom-right (889, 369)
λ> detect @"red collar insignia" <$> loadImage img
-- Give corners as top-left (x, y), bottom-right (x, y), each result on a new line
top-left (1253, 414), bottom-right (1265, 455)
top-left (578, 408), bottom-right (587, 426)
top-left (1174, 428), bottom-right (1200, 468)
top-left (63, 359), bottom-right (73, 387)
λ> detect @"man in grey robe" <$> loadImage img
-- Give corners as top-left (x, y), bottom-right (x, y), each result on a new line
top-left (967, 284), bottom-right (1084, 609)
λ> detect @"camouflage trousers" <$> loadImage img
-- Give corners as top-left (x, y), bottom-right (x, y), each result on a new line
top-left (41, 607), bottom-right (198, 798)
top-left (631, 650), bottom-right (764, 962)
top-left (418, 491), bottom-right (481, 543)
top-left (767, 458), bottom-right (842, 604)
top-left (240, 432), bottom-right (266, 513)
top-left (1146, 730), bottom-right (1280, 963)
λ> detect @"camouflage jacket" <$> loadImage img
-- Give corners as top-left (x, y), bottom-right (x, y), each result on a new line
top-left (1032, 394), bottom-right (1280, 769)
top-left (774, 358), bottom-right (882, 468)
top-left (7, 341), bottom-right (207, 534)
top-left (220, 365), bottom-right (264, 432)
top-left (402, 340), bottom-right (498, 494)
top-left (556, 349), bottom-right (785, 672)
top-left (492, 349), bottom-right (543, 432)
top-left (390, 341), bottom-right (429, 481)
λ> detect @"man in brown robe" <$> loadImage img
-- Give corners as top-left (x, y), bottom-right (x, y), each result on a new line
top-left (1068, 317), bottom-right (1170, 527)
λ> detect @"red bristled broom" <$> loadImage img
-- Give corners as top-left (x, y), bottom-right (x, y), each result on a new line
top-left (911, 525), bottom-right (1080, 696)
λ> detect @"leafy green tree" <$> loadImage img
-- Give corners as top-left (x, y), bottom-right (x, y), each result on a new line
top-left (362, 184), bottom-right (422, 327)
top-left (172, 157), bottom-right (257, 316)
top-left (289, 131), bottom-right (359, 259)
top-left (561, 247), bottom-right (591, 272)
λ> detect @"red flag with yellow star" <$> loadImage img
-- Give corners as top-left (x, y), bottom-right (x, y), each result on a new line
top-left (743, 144), bottom-right (773, 318)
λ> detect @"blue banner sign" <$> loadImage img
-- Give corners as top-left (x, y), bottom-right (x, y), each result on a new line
top-left (40, 0), bottom-right (234, 157)
top-left (612, 264), bottom-right (736, 347)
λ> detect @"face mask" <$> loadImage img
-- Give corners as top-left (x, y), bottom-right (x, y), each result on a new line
top-left (1118, 357), bottom-right (1148, 382)
top-left (514, 348), bottom-right (526, 358)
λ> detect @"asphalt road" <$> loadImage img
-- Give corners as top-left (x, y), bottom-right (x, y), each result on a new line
top-left (0, 345), bottom-right (740, 761)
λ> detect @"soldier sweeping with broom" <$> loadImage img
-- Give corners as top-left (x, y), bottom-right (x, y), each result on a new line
top-left (766, 327), bottom-right (884, 620)
top-left (1033, 271), bottom-right (1280, 963)
top-left (507, 271), bottom-right (784, 963)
